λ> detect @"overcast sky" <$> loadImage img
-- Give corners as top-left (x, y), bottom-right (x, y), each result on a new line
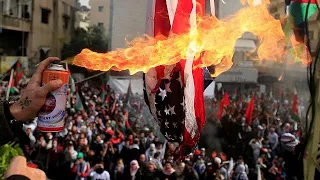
top-left (79, 0), bottom-right (90, 7)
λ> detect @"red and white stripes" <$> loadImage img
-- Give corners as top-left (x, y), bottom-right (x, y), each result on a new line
top-left (145, 0), bottom-right (215, 149)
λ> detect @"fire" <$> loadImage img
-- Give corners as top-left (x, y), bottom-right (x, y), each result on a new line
top-left (73, 0), bottom-right (311, 77)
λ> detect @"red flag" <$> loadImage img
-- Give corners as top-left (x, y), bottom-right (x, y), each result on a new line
top-left (292, 88), bottom-right (299, 114)
top-left (245, 96), bottom-right (255, 126)
top-left (216, 93), bottom-right (230, 120)
top-left (15, 61), bottom-right (24, 85)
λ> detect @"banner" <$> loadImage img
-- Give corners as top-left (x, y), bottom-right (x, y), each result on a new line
top-left (0, 56), bottom-right (28, 75)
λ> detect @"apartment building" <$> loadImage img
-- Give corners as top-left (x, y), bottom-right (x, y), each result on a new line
top-left (89, 0), bottom-right (110, 34)
top-left (0, 0), bottom-right (77, 74)
top-left (214, 0), bottom-right (259, 88)
top-left (74, 5), bottom-right (90, 31)
top-left (90, 0), bottom-right (148, 51)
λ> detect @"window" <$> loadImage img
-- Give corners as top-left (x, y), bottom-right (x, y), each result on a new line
top-left (23, 5), bottom-right (30, 19)
top-left (309, 31), bottom-right (314, 40)
top-left (63, 14), bottom-right (70, 30)
top-left (274, 13), bottom-right (280, 19)
top-left (98, 22), bottom-right (104, 27)
top-left (98, 6), bottom-right (104, 12)
top-left (40, 48), bottom-right (50, 61)
top-left (41, 8), bottom-right (51, 24)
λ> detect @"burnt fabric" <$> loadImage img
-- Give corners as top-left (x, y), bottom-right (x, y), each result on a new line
top-left (143, 0), bottom-right (208, 156)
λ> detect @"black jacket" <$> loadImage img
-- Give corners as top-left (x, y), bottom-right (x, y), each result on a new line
top-left (0, 102), bottom-right (32, 180)
top-left (0, 102), bottom-right (29, 147)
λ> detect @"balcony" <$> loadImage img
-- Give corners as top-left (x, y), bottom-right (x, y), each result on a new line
top-left (0, 14), bottom-right (31, 32)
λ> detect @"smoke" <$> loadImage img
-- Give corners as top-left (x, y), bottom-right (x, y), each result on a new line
top-left (199, 100), bottom-right (223, 153)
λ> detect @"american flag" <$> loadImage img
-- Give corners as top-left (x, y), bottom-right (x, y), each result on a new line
top-left (143, 0), bottom-right (215, 156)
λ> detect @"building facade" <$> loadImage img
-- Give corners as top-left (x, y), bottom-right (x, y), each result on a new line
top-left (214, 0), bottom-right (259, 89)
top-left (89, 0), bottom-right (148, 51)
top-left (89, 0), bottom-right (110, 35)
top-left (0, 0), bottom-right (77, 74)
top-left (74, 5), bottom-right (90, 31)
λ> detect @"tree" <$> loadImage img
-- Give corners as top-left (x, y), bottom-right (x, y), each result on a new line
top-left (61, 25), bottom-right (109, 59)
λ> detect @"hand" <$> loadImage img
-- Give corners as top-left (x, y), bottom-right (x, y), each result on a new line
top-left (4, 156), bottom-right (46, 180)
top-left (10, 57), bottom-right (63, 122)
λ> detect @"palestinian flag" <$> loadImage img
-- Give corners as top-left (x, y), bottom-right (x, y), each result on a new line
top-left (100, 84), bottom-right (106, 101)
top-left (290, 0), bottom-right (318, 26)
top-left (75, 92), bottom-right (84, 111)
top-left (291, 87), bottom-right (300, 121)
top-left (15, 61), bottom-right (24, 85)
top-left (289, 0), bottom-right (318, 42)
top-left (9, 61), bottom-right (24, 94)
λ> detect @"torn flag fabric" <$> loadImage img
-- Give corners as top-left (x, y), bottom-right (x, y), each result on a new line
top-left (143, 0), bottom-right (209, 156)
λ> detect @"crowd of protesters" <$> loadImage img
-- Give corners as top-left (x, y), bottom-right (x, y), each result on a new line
top-left (2, 77), bottom-right (309, 180)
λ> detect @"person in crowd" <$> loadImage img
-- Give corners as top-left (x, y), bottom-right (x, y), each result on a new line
top-left (71, 152), bottom-right (90, 180)
top-left (89, 162), bottom-right (110, 180)
top-left (145, 143), bottom-right (156, 161)
top-left (146, 131), bottom-right (155, 148)
top-left (139, 154), bottom-right (147, 174)
top-left (1, 56), bottom-right (308, 180)
top-left (204, 162), bottom-right (215, 180)
top-left (125, 160), bottom-right (142, 180)
top-left (249, 137), bottom-right (263, 163)
top-left (143, 161), bottom-right (161, 180)
top-left (268, 127), bottom-right (279, 158)
top-left (152, 152), bottom-right (163, 170)
top-left (184, 161), bottom-right (199, 180)
top-left (174, 159), bottom-right (185, 180)
top-left (120, 138), bottom-right (131, 166)
top-left (25, 127), bottom-right (36, 147)
top-left (219, 161), bottom-right (228, 180)
top-left (193, 157), bottom-right (206, 180)
top-left (129, 139), bottom-right (141, 163)
top-left (114, 159), bottom-right (125, 180)
top-left (235, 164), bottom-right (248, 180)
top-left (160, 161), bottom-right (177, 180)
top-left (65, 140), bottom-right (78, 160)
top-left (235, 157), bottom-right (249, 178)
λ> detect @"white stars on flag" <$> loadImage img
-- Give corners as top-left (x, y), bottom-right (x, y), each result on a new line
top-left (165, 120), bottom-right (169, 128)
top-left (164, 106), bottom-right (170, 115)
top-left (169, 105), bottom-right (176, 115)
top-left (158, 88), bottom-right (167, 101)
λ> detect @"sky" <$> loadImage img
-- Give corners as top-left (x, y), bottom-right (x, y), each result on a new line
top-left (79, 0), bottom-right (90, 7)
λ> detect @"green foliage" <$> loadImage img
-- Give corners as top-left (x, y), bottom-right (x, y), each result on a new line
top-left (61, 25), bottom-right (109, 60)
top-left (0, 142), bottom-right (24, 179)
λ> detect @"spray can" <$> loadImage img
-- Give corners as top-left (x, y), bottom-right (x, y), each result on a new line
top-left (37, 61), bottom-right (70, 132)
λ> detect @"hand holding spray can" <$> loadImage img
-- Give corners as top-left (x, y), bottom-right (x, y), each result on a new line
top-left (37, 61), bottom-right (69, 132)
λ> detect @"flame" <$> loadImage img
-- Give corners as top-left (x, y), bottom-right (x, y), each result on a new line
top-left (73, 0), bottom-right (311, 77)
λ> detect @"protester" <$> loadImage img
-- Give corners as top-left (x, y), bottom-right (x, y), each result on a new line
top-left (160, 161), bottom-right (177, 180)
top-left (89, 163), bottom-right (111, 180)
top-left (1, 56), bottom-right (307, 180)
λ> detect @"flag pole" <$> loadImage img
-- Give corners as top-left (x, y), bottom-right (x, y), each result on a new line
top-left (6, 69), bottom-right (14, 101)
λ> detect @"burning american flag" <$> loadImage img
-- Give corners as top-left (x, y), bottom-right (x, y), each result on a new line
top-left (72, 0), bottom-right (312, 156)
